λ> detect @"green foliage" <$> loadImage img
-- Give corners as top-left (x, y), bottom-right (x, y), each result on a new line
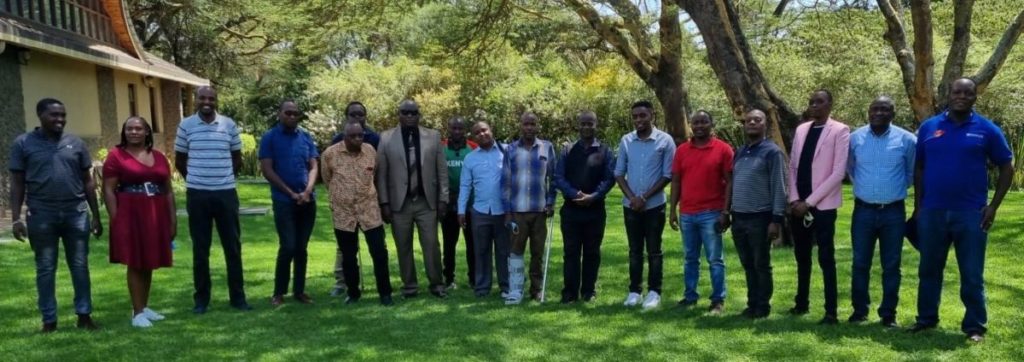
top-left (239, 133), bottom-right (260, 177)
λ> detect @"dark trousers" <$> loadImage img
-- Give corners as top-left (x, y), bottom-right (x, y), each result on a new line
top-left (335, 227), bottom-right (393, 299)
top-left (272, 200), bottom-right (316, 296)
top-left (26, 206), bottom-right (92, 323)
top-left (187, 188), bottom-right (246, 306)
top-left (440, 207), bottom-right (475, 286)
top-left (470, 210), bottom-right (510, 294)
top-left (790, 208), bottom-right (838, 315)
top-left (560, 206), bottom-right (605, 300)
top-left (732, 212), bottom-right (774, 314)
top-left (916, 208), bottom-right (988, 334)
top-left (850, 201), bottom-right (904, 319)
top-left (624, 205), bottom-right (665, 294)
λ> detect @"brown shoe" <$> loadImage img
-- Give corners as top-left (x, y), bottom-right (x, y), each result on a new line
top-left (41, 321), bottom-right (57, 333)
top-left (270, 295), bottom-right (285, 306)
top-left (76, 314), bottom-right (98, 330)
top-left (293, 293), bottom-right (314, 304)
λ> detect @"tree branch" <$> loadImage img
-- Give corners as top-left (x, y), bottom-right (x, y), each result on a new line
top-left (773, 0), bottom-right (791, 17)
top-left (938, 0), bottom-right (974, 103)
top-left (973, 8), bottom-right (1024, 94)
top-left (563, 0), bottom-right (654, 82)
top-left (909, 0), bottom-right (935, 118)
top-left (604, 0), bottom-right (657, 68)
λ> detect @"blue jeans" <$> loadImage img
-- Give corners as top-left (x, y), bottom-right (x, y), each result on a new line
top-left (680, 210), bottom-right (726, 303)
top-left (916, 208), bottom-right (988, 334)
top-left (272, 200), bottom-right (317, 296)
top-left (850, 201), bottom-right (904, 319)
top-left (26, 206), bottom-right (92, 323)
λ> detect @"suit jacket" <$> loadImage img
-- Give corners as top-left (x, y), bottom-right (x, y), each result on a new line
top-left (787, 117), bottom-right (850, 211)
top-left (376, 125), bottom-right (449, 211)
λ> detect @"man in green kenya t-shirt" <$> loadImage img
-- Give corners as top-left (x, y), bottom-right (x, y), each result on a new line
top-left (441, 117), bottom-right (478, 290)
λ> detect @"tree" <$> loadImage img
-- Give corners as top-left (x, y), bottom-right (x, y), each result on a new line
top-left (562, 0), bottom-right (692, 142)
top-left (877, 0), bottom-right (1024, 124)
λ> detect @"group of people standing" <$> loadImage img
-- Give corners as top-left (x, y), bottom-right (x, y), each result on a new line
top-left (9, 78), bottom-right (1013, 344)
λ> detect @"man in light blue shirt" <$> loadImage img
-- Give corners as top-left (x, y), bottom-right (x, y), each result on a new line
top-left (614, 100), bottom-right (675, 310)
top-left (174, 86), bottom-right (249, 313)
top-left (846, 96), bottom-right (915, 327)
top-left (458, 121), bottom-right (511, 298)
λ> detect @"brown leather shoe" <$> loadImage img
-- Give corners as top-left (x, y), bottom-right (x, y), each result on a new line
top-left (76, 314), bottom-right (98, 330)
top-left (41, 321), bottom-right (57, 333)
top-left (270, 295), bottom-right (285, 306)
top-left (293, 293), bottom-right (314, 304)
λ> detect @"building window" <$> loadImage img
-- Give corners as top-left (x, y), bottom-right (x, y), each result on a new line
top-left (1, 0), bottom-right (117, 45)
top-left (128, 83), bottom-right (137, 117)
top-left (149, 86), bottom-right (160, 133)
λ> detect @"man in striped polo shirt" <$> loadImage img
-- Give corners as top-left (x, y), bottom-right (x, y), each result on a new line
top-left (728, 109), bottom-right (788, 319)
top-left (175, 86), bottom-right (250, 314)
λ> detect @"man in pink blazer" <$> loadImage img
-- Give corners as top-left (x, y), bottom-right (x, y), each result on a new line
top-left (787, 89), bottom-right (850, 325)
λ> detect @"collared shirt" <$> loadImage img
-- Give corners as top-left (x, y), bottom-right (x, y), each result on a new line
top-left (505, 138), bottom-right (556, 213)
top-left (174, 113), bottom-right (242, 190)
top-left (553, 139), bottom-right (615, 209)
top-left (917, 111), bottom-right (1013, 210)
top-left (258, 124), bottom-right (319, 202)
top-left (330, 125), bottom-right (381, 149)
top-left (321, 142), bottom-right (383, 232)
top-left (9, 128), bottom-right (92, 211)
top-left (459, 144), bottom-right (508, 215)
top-left (614, 128), bottom-right (675, 210)
top-left (731, 139), bottom-right (788, 222)
top-left (401, 126), bottom-right (425, 197)
top-left (443, 139), bottom-right (479, 205)
top-left (848, 124), bottom-right (916, 204)
top-left (671, 137), bottom-right (733, 213)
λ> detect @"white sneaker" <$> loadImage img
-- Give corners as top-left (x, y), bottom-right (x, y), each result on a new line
top-left (623, 292), bottom-right (642, 306)
top-left (132, 313), bottom-right (153, 328)
top-left (642, 291), bottom-right (661, 310)
top-left (142, 307), bottom-right (165, 321)
top-left (501, 291), bottom-right (510, 299)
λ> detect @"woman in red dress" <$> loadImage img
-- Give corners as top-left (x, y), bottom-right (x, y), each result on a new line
top-left (102, 117), bottom-right (176, 328)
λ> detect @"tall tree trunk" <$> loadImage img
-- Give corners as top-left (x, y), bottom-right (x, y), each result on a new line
top-left (679, 0), bottom-right (800, 152)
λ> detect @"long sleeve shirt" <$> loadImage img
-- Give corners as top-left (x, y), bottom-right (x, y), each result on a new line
top-left (553, 139), bottom-right (615, 209)
top-left (730, 139), bottom-right (788, 223)
top-left (458, 144), bottom-right (508, 216)
top-left (504, 139), bottom-right (556, 212)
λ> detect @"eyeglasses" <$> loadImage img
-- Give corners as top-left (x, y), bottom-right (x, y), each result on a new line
top-left (400, 110), bottom-right (420, 116)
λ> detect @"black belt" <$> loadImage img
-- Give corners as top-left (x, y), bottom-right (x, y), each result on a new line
top-left (855, 198), bottom-right (902, 209)
top-left (118, 182), bottom-right (163, 196)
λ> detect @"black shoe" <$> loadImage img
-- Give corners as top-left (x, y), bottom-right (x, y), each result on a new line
top-left (741, 307), bottom-right (755, 318)
top-left (192, 304), bottom-right (208, 314)
top-left (880, 317), bottom-right (898, 328)
top-left (380, 295), bottom-right (393, 306)
top-left (848, 314), bottom-right (868, 323)
top-left (402, 292), bottom-right (419, 299)
top-left (344, 296), bottom-right (360, 305)
top-left (752, 309), bottom-right (771, 319)
top-left (788, 306), bottom-right (809, 315)
top-left (430, 290), bottom-right (448, 299)
top-left (908, 323), bottom-right (936, 333)
top-left (231, 302), bottom-right (253, 311)
top-left (560, 296), bottom-right (577, 304)
top-left (582, 293), bottom-right (597, 302)
top-left (677, 299), bottom-right (697, 307)
top-left (41, 321), bottom-right (57, 333)
top-left (76, 314), bottom-right (99, 330)
top-left (818, 315), bottom-right (839, 325)
top-left (475, 291), bottom-right (490, 298)
top-left (967, 332), bottom-right (985, 343)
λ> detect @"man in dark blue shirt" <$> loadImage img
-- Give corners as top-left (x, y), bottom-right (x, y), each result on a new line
top-left (260, 100), bottom-right (319, 306)
top-left (910, 78), bottom-right (1014, 343)
top-left (9, 98), bottom-right (103, 332)
top-left (553, 111), bottom-right (615, 304)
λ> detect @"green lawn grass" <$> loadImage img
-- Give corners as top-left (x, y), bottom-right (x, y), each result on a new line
top-left (1, 184), bottom-right (1022, 361)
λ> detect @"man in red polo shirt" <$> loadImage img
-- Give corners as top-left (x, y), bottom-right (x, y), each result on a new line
top-left (669, 110), bottom-right (734, 315)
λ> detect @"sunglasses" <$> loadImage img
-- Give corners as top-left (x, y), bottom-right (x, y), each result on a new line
top-left (400, 110), bottom-right (420, 116)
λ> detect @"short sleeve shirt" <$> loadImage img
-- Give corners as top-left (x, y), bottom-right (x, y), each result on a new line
top-left (258, 124), bottom-right (319, 202)
top-left (321, 143), bottom-right (383, 232)
top-left (174, 113), bottom-right (242, 190)
top-left (917, 112), bottom-right (1013, 210)
top-left (9, 129), bottom-right (92, 211)
top-left (614, 128), bottom-right (675, 210)
top-left (671, 137), bottom-right (734, 213)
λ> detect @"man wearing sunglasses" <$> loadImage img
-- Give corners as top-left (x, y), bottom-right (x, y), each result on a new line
top-left (376, 100), bottom-right (449, 299)
top-left (259, 100), bottom-right (319, 307)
